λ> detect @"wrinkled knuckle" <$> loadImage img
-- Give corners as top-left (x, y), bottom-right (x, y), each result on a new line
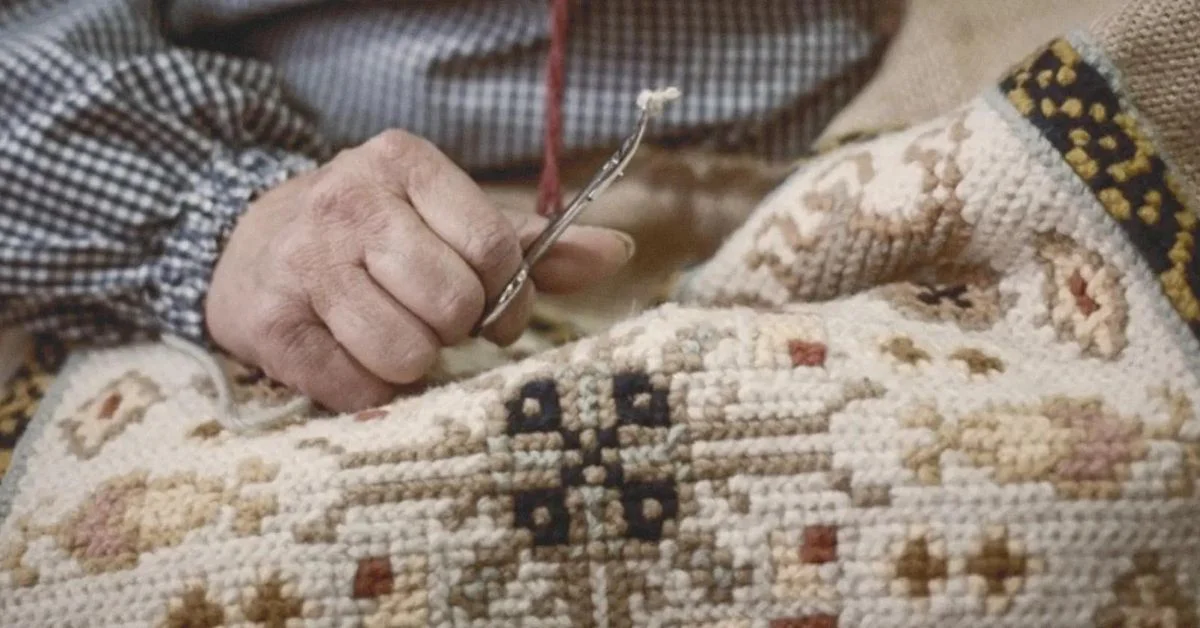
top-left (249, 300), bottom-right (290, 344)
top-left (368, 130), bottom-right (446, 195)
top-left (398, 148), bottom-right (446, 197)
top-left (371, 129), bottom-right (433, 168)
top-left (372, 128), bottom-right (419, 154)
top-left (260, 313), bottom-right (318, 381)
top-left (274, 229), bottom-right (316, 274)
top-left (462, 218), bottom-right (517, 278)
top-left (274, 236), bottom-right (335, 293)
top-left (307, 176), bottom-right (366, 227)
top-left (435, 284), bottom-right (485, 337)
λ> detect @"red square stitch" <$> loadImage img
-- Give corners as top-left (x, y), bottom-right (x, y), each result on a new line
top-left (800, 525), bottom-right (837, 564)
top-left (788, 340), bottom-right (827, 367)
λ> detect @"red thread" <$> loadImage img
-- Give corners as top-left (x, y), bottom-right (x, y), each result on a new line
top-left (537, 0), bottom-right (570, 217)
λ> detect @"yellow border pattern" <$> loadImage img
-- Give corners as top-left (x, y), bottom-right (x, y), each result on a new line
top-left (1000, 39), bottom-right (1200, 336)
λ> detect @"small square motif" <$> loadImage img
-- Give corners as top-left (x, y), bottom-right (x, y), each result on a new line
top-left (801, 525), bottom-right (837, 564)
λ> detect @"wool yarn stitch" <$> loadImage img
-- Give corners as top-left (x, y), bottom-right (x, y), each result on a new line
top-left (5, 11), bottom-right (1200, 628)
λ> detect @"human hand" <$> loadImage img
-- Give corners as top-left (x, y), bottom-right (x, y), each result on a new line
top-left (205, 130), bottom-right (634, 412)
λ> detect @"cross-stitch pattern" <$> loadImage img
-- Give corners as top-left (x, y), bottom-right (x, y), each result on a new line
top-left (4, 31), bottom-right (1200, 628)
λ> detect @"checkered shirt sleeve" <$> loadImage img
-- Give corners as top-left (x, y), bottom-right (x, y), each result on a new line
top-left (0, 0), bottom-right (328, 344)
top-left (0, 0), bottom-right (891, 345)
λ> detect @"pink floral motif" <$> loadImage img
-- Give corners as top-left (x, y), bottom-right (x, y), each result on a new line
top-left (1053, 403), bottom-right (1142, 482)
top-left (59, 480), bottom-right (139, 570)
top-left (905, 397), bottom-right (1153, 499)
top-left (1036, 233), bottom-right (1129, 359)
top-left (55, 471), bottom-right (233, 573)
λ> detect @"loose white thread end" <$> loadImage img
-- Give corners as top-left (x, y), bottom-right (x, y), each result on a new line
top-left (637, 86), bottom-right (682, 116)
top-left (163, 334), bottom-right (312, 433)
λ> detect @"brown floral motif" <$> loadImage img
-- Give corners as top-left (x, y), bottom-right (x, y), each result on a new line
top-left (188, 416), bottom-right (311, 442)
top-left (903, 398), bottom-right (1151, 499)
top-left (742, 111), bottom-right (973, 305)
top-left (741, 151), bottom-right (873, 278)
top-left (1, 334), bottom-right (67, 481)
top-left (237, 457), bottom-right (280, 484)
top-left (880, 264), bottom-right (1009, 331)
top-left (1095, 552), bottom-right (1199, 628)
top-left (892, 529), bottom-right (947, 597)
top-left (242, 574), bottom-right (305, 628)
top-left (965, 526), bottom-right (1040, 614)
top-left (950, 348), bottom-right (1005, 377)
top-left (187, 420), bottom-right (223, 441)
top-left (61, 371), bottom-right (163, 459)
top-left (295, 437), bottom-right (346, 456)
top-left (1035, 233), bottom-right (1129, 359)
top-left (881, 336), bottom-right (931, 367)
top-left (162, 585), bottom-right (226, 628)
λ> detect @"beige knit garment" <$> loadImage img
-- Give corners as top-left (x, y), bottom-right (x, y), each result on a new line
top-left (820, 0), bottom-right (1126, 141)
top-left (1092, 0), bottom-right (1200, 207)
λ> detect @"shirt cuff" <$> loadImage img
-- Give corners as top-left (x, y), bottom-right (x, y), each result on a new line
top-left (149, 147), bottom-right (318, 343)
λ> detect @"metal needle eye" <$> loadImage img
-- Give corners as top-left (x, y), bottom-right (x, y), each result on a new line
top-left (471, 87), bottom-right (680, 336)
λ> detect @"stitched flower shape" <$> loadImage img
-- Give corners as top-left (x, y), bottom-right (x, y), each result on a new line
top-left (61, 371), bottom-right (162, 460)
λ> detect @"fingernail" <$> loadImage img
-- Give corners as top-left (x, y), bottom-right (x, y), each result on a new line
top-left (615, 232), bottom-right (637, 262)
top-left (562, 225), bottom-right (637, 262)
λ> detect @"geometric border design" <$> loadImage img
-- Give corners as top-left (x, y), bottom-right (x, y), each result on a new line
top-left (999, 38), bottom-right (1200, 337)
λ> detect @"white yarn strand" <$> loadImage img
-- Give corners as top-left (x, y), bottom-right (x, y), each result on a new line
top-left (162, 334), bottom-right (312, 433)
top-left (636, 86), bottom-right (682, 116)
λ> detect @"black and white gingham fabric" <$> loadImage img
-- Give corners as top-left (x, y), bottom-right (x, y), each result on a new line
top-left (0, 0), bottom-right (891, 344)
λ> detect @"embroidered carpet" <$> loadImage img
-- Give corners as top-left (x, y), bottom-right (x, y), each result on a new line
top-left (4, 3), bottom-right (1200, 625)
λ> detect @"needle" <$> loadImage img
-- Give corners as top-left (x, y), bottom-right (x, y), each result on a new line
top-left (471, 86), bottom-right (681, 336)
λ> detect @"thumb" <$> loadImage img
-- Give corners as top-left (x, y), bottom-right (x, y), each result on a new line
top-left (504, 209), bottom-right (636, 294)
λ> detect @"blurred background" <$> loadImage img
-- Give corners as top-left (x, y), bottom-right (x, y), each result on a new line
top-left (821, 0), bottom-right (1126, 142)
